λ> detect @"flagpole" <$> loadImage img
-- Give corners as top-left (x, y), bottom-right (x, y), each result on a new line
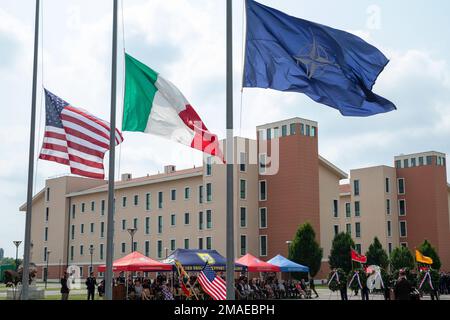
top-left (21, 0), bottom-right (40, 300)
top-left (225, 0), bottom-right (235, 300)
top-left (104, 0), bottom-right (118, 300)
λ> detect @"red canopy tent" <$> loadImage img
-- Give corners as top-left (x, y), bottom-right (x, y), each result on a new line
top-left (98, 251), bottom-right (172, 272)
top-left (236, 253), bottom-right (280, 272)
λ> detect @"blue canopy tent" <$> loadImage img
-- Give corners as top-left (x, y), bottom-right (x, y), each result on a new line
top-left (267, 255), bottom-right (309, 273)
top-left (162, 249), bottom-right (246, 272)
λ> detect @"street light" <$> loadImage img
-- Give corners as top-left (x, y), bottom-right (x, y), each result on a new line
top-left (89, 245), bottom-right (94, 275)
top-left (13, 241), bottom-right (22, 271)
top-left (127, 227), bottom-right (137, 253)
top-left (45, 250), bottom-right (51, 289)
top-left (286, 240), bottom-right (292, 256)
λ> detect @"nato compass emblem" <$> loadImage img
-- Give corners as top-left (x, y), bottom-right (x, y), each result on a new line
top-left (293, 29), bottom-right (340, 79)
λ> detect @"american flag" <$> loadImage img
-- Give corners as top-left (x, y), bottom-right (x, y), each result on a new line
top-left (198, 263), bottom-right (226, 300)
top-left (39, 89), bottom-right (123, 179)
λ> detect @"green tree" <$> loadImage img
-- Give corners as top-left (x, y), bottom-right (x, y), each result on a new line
top-left (390, 246), bottom-right (415, 271)
top-left (328, 232), bottom-right (355, 273)
top-left (365, 237), bottom-right (389, 269)
top-left (418, 239), bottom-right (441, 270)
top-left (288, 222), bottom-right (323, 278)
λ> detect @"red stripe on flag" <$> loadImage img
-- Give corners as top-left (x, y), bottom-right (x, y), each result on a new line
top-left (68, 154), bottom-right (104, 169)
top-left (42, 143), bottom-right (68, 153)
top-left (64, 127), bottom-right (110, 149)
top-left (39, 153), bottom-right (70, 166)
top-left (44, 131), bottom-right (66, 141)
top-left (70, 167), bottom-right (105, 180)
top-left (67, 141), bottom-right (105, 158)
top-left (61, 113), bottom-right (110, 141)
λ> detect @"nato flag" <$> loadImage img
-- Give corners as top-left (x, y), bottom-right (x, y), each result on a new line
top-left (243, 0), bottom-right (396, 117)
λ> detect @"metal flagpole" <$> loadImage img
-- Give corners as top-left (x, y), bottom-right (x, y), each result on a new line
top-left (225, 0), bottom-right (235, 300)
top-left (105, 0), bottom-right (118, 300)
top-left (21, 0), bottom-right (41, 300)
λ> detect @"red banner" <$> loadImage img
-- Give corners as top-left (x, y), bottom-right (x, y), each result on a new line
top-left (351, 249), bottom-right (367, 264)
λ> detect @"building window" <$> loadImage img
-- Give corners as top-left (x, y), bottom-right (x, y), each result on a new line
top-left (411, 158), bottom-right (416, 167)
top-left (387, 221), bottom-right (392, 237)
top-left (80, 245), bottom-right (84, 256)
top-left (158, 192), bottom-right (163, 209)
top-left (100, 222), bottom-right (105, 238)
top-left (259, 153), bottom-right (267, 174)
top-left (206, 237), bottom-right (212, 250)
top-left (44, 227), bottom-right (48, 242)
top-left (133, 218), bottom-right (138, 229)
top-left (398, 199), bottom-right (406, 216)
top-left (240, 207), bottom-right (247, 228)
top-left (80, 224), bottom-right (84, 234)
top-left (199, 186), bottom-right (204, 204)
top-left (184, 238), bottom-right (190, 249)
top-left (260, 235), bottom-right (268, 257)
top-left (258, 129), bottom-right (265, 140)
top-left (397, 178), bottom-right (405, 194)
top-left (403, 159), bottom-right (409, 168)
top-left (171, 189), bottom-right (176, 201)
top-left (353, 180), bottom-right (360, 196)
top-left (266, 128), bottom-right (272, 140)
top-left (273, 127), bottom-right (279, 138)
top-left (184, 187), bottom-right (190, 200)
top-left (386, 199), bottom-right (391, 215)
top-left (300, 123), bottom-right (304, 135)
top-left (240, 152), bottom-right (247, 172)
top-left (145, 217), bottom-right (150, 235)
top-left (289, 123), bottom-right (296, 135)
top-left (90, 223), bottom-right (94, 233)
top-left (184, 212), bottom-right (190, 225)
top-left (170, 214), bottom-right (176, 227)
top-left (400, 242), bottom-right (408, 248)
top-left (133, 242), bottom-right (137, 252)
top-left (311, 126), bottom-right (316, 137)
top-left (206, 157), bottom-right (212, 176)
top-left (259, 181), bottom-right (267, 201)
top-left (146, 193), bottom-right (151, 211)
top-left (345, 203), bottom-right (351, 218)
top-left (157, 240), bottom-right (163, 259)
top-left (281, 125), bottom-right (287, 137)
top-left (101, 200), bottom-right (105, 216)
top-left (354, 201), bottom-right (360, 217)
top-left (145, 241), bottom-right (150, 257)
top-left (385, 178), bottom-right (390, 193)
top-left (240, 179), bottom-right (247, 199)
top-left (346, 223), bottom-right (351, 235)
top-left (426, 155), bottom-right (433, 165)
top-left (134, 195), bottom-right (139, 206)
top-left (259, 208), bottom-right (267, 229)
top-left (198, 211), bottom-right (204, 230)
top-left (206, 183), bottom-right (212, 202)
top-left (240, 235), bottom-right (247, 256)
top-left (100, 244), bottom-right (104, 260)
top-left (355, 244), bottom-right (362, 254)
top-left (333, 225), bottom-right (339, 236)
top-left (122, 196), bottom-right (127, 208)
top-left (399, 221), bottom-right (407, 237)
top-left (122, 220), bottom-right (126, 231)
top-left (305, 124), bottom-right (310, 136)
top-left (198, 238), bottom-right (204, 250)
top-left (206, 210), bottom-right (212, 229)
top-left (418, 156), bottom-right (424, 166)
top-left (170, 239), bottom-right (176, 251)
top-left (333, 200), bottom-right (338, 218)
top-left (72, 204), bottom-right (76, 219)
top-left (71, 225), bottom-right (75, 240)
top-left (158, 216), bottom-right (163, 234)
top-left (91, 201), bottom-right (95, 212)
top-left (388, 243), bottom-right (392, 254)
top-left (355, 222), bottom-right (361, 238)
top-left (121, 243), bottom-right (126, 253)
top-left (70, 246), bottom-right (74, 261)
top-left (395, 160), bottom-right (401, 168)
top-left (45, 208), bottom-right (49, 222)
top-left (45, 187), bottom-right (50, 202)
top-left (81, 203), bottom-right (85, 213)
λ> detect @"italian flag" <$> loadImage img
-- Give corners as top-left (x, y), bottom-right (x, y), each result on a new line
top-left (123, 53), bottom-right (223, 159)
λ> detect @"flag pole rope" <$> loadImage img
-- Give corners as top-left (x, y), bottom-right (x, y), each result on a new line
top-left (238, 0), bottom-right (246, 136)
top-left (117, 0), bottom-right (126, 180)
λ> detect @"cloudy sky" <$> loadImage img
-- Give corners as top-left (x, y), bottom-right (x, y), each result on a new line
top-left (1, 0), bottom-right (449, 257)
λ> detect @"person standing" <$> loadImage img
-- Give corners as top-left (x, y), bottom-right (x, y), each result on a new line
top-left (394, 271), bottom-right (412, 300)
top-left (309, 277), bottom-right (319, 298)
top-left (85, 272), bottom-right (97, 300)
top-left (60, 272), bottom-right (70, 300)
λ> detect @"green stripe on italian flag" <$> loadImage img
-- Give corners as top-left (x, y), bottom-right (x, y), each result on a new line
top-left (122, 53), bottom-right (223, 159)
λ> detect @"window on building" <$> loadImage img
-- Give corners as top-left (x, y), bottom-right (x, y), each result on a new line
top-left (157, 240), bottom-right (163, 259)
top-left (91, 201), bottom-right (95, 212)
top-left (240, 207), bottom-right (247, 228)
top-left (158, 216), bottom-right (163, 234)
top-left (80, 245), bottom-right (84, 256)
top-left (259, 153), bottom-right (267, 174)
top-left (333, 225), bottom-right (339, 236)
top-left (355, 244), bottom-right (362, 254)
top-left (387, 221), bottom-right (392, 237)
top-left (345, 203), bottom-right (351, 218)
top-left (346, 223), bottom-right (351, 235)
top-left (199, 186), bottom-right (204, 204)
top-left (101, 200), bottom-right (105, 216)
top-left (122, 219), bottom-right (126, 231)
top-left (240, 179), bottom-right (247, 199)
top-left (411, 158), bottom-right (416, 167)
top-left (44, 227), bottom-right (48, 241)
top-left (399, 221), bottom-right (407, 237)
top-left (198, 238), bottom-right (204, 250)
top-left (206, 237), bottom-right (212, 250)
top-left (145, 217), bottom-right (150, 235)
top-left (171, 189), bottom-right (176, 201)
top-left (100, 222), bottom-right (104, 238)
top-left (398, 200), bottom-right (406, 216)
top-left (281, 125), bottom-right (287, 137)
top-left (238, 235), bottom-right (247, 256)
top-left (81, 224), bottom-right (84, 234)
top-left (45, 208), bottom-right (49, 222)
top-left (395, 160), bottom-right (401, 168)
top-left (260, 235), bottom-right (268, 256)
top-left (300, 123), bottom-right (305, 135)
top-left (259, 208), bottom-right (267, 229)
top-left (184, 238), bottom-right (190, 249)
top-left (70, 246), bottom-right (74, 261)
top-left (311, 126), bottom-right (317, 137)
top-left (273, 127), bottom-right (279, 138)
top-left (184, 187), bottom-right (190, 200)
top-left (426, 155), bottom-right (433, 165)
top-left (133, 242), bottom-right (138, 252)
top-left (206, 157), bottom-right (212, 176)
top-left (289, 123), bottom-right (296, 135)
top-left (240, 152), bottom-right (247, 172)
top-left (206, 183), bottom-right (212, 202)
top-left (90, 223), bottom-right (94, 233)
top-left (259, 181), bottom-right (267, 201)
top-left (400, 242), bottom-right (408, 248)
top-left (206, 210), bottom-right (212, 229)
top-left (403, 159), bottom-right (409, 168)
top-left (121, 243), bottom-right (126, 253)
top-left (170, 214), bottom-right (176, 226)
top-left (45, 187), bottom-right (50, 202)
top-left (100, 244), bottom-right (104, 260)
top-left (122, 196), bottom-right (127, 208)
top-left (354, 201), bottom-right (361, 217)
top-left (71, 225), bottom-right (75, 240)
top-left (419, 156), bottom-right (424, 166)
top-left (333, 200), bottom-right (338, 218)
top-left (145, 193), bottom-right (151, 211)
top-left (198, 211), bottom-right (204, 230)
top-left (134, 195), bottom-right (139, 206)
top-left (81, 203), bottom-right (85, 213)
top-left (170, 239), bottom-right (176, 251)
top-left (258, 129), bottom-right (265, 140)
top-left (353, 180), bottom-right (360, 196)
top-left (184, 212), bottom-right (190, 225)
top-left (355, 222), bottom-right (361, 238)
top-left (385, 178), bottom-right (390, 193)
top-left (266, 128), bottom-right (272, 140)
top-left (158, 192), bottom-right (163, 209)
top-left (145, 241), bottom-right (150, 257)
top-left (133, 218), bottom-right (138, 229)
top-left (305, 125), bottom-right (311, 136)
top-left (388, 243), bottom-right (392, 254)
top-left (397, 178), bottom-right (405, 194)
top-left (386, 199), bottom-right (391, 215)
top-left (72, 204), bottom-right (76, 219)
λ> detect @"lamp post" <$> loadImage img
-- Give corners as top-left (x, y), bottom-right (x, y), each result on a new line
top-left (89, 245), bottom-right (94, 275)
top-left (286, 241), bottom-right (293, 281)
top-left (45, 250), bottom-right (51, 289)
top-left (165, 247), bottom-right (168, 259)
top-left (13, 241), bottom-right (22, 271)
top-left (127, 228), bottom-right (137, 253)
